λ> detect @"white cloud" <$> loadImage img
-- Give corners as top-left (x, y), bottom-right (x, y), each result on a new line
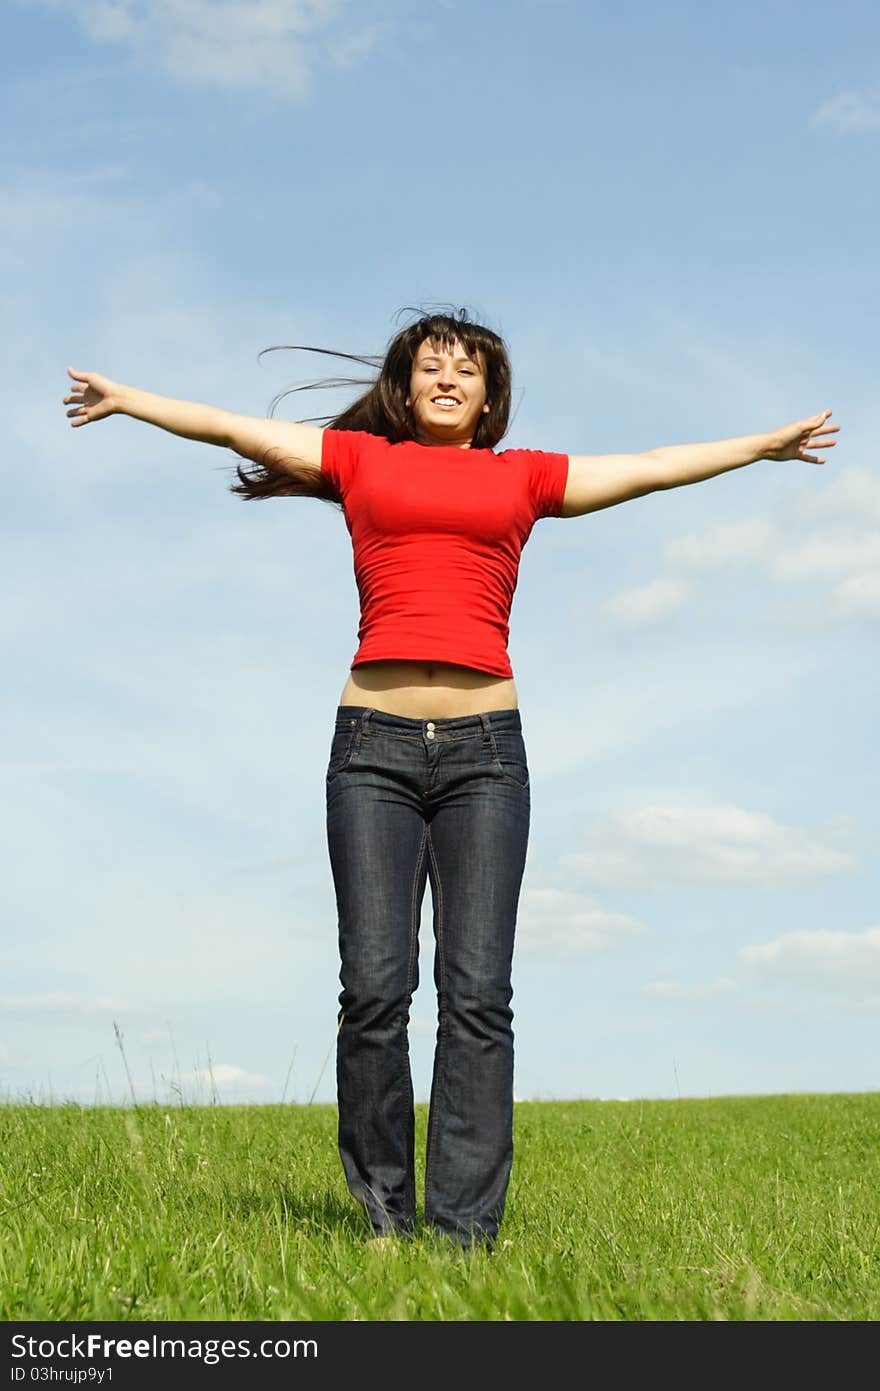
top-left (791, 466), bottom-right (880, 525)
top-left (138, 1027), bottom-right (176, 1045)
top-left (24, 0), bottom-right (385, 98)
top-left (516, 887), bottom-right (643, 956)
top-left (642, 977), bottom-right (737, 1000)
top-left (0, 993), bottom-right (124, 1022)
top-left (181, 1062), bottom-right (271, 1090)
top-left (809, 87), bottom-right (880, 134)
top-left (600, 577), bottom-right (689, 626)
top-left (741, 927), bottom-right (880, 1000)
top-left (829, 571), bottom-right (880, 620)
top-left (663, 509), bottom-right (880, 586)
top-left (663, 517), bottom-right (777, 571)
top-left (561, 802), bottom-right (857, 890)
top-left (768, 528), bottom-right (880, 581)
top-left (617, 468), bottom-right (880, 628)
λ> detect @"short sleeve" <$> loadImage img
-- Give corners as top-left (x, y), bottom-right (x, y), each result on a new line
top-left (526, 450), bottom-right (569, 520)
top-left (321, 428), bottom-right (367, 498)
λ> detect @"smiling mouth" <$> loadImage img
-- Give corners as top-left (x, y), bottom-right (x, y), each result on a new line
top-left (431, 396), bottom-right (461, 408)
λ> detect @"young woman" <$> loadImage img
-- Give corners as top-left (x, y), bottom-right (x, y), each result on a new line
top-left (63, 311), bottom-right (839, 1250)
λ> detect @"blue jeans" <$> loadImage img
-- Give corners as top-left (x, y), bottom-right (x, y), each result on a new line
top-left (325, 704), bottom-right (531, 1247)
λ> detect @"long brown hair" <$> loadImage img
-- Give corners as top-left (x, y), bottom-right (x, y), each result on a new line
top-left (228, 309), bottom-right (513, 506)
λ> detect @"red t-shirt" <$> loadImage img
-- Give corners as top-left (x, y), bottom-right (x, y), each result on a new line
top-left (321, 429), bottom-right (569, 679)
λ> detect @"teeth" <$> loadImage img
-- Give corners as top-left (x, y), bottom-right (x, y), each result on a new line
top-left (433, 397), bottom-right (459, 406)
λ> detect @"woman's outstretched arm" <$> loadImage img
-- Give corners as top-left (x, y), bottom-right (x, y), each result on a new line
top-left (559, 411), bottom-right (840, 518)
top-left (63, 368), bottom-right (324, 470)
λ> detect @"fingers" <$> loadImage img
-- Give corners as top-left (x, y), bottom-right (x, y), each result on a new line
top-left (63, 371), bottom-right (93, 425)
top-left (807, 409), bottom-right (839, 444)
top-left (803, 446), bottom-right (829, 463)
top-left (64, 373), bottom-right (87, 405)
top-left (801, 408), bottom-right (840, 463)
top-left (813, 411), bottom-right (839, 433)
top-left (63, 380), bottom-right (91, 425)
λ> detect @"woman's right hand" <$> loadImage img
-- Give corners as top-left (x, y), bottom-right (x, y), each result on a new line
top-left (64, 367), bottom-right (123, 427)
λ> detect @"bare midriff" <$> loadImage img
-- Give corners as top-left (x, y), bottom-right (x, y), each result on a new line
top-left (338, 659), bottom-right (518, 719)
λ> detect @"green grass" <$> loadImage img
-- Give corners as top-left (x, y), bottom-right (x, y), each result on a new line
top-left (2, 1094), bottom-right (879, 1320)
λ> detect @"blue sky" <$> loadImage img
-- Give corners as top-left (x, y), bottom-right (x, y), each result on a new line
top-left (3, 0), bottom-right (878, 1107)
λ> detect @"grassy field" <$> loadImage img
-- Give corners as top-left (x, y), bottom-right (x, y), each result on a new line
top-left (2, 1093), bottom-right (879, 1321)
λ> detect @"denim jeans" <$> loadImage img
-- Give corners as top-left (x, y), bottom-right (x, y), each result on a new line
top-left (325, 703), bottom-right (531, 1248)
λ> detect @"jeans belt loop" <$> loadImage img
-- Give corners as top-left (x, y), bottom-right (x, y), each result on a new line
top-left (361, 708), bottom-right (373, 740)
top-left (479, 711), bottom-right (494, 754)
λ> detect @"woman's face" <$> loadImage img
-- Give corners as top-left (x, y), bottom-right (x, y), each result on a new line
top-left (407, 338), bottom-right (489, 447)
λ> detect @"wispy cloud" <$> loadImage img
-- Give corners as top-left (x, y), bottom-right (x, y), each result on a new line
top-left (23, 0), bottom-right (387, 98)
top-left (0, 993), bottom-right (124, 1022)
top-left (180, 1062), bottom-right (271, 1090)
top-left (665, 469), bottom-right (880, 583)
top-left (741, 927), bottom-right (880, 1000)
top-left (642, 977), bottom-right (737, 1000)
top-left (829, 570), bottom-right (880, 619)
top-left (600, 577), bottom-right (690, 627)
top-left (517, 887), bottom-right (643, 956)
top-left (664, 517), bottom-right (777, 571)
top-left (768, 530), bottom-right (880, 582)
top-left (790, 466), bottom-right (880, 525)
top-left (644, 929), bottom-right (880, 1010)
top-left (561, 802), bottom-right (858, 890)
top-left (600, 467), bottom-right (880, 628)
top-left (809, 87), bottom-right (880, 134)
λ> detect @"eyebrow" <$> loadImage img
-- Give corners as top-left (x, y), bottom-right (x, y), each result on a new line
top-left (418, 353), bottom-right (481, 367)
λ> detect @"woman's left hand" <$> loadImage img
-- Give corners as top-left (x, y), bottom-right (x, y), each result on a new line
top-left (765, 409), bottom-right (840, 465)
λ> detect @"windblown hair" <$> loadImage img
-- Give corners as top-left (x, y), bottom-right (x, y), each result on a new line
top-left (228, 309), bottom-right (513, 506)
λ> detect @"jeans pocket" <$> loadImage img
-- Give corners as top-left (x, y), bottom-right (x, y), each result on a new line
top-left (491, 730), bottom-right (530, 789)
top-left (326, 725), bottom-right (357, 784)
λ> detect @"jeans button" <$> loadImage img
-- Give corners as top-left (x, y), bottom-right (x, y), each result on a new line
top-left (426, 722), bottom-right (435, 730)
top-left (426, 730), bottom-right (435, 740)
